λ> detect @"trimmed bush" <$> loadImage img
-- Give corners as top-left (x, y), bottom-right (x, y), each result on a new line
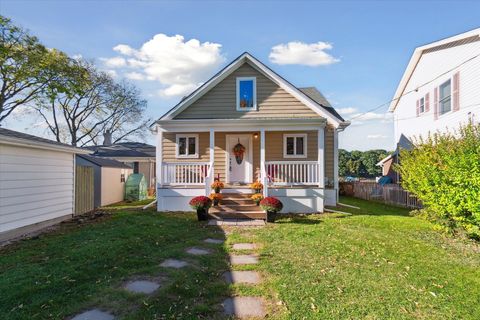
top-left (396, 122), bottom-right (480, 239)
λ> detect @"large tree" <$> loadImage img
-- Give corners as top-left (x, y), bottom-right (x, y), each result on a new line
top-left (0, 15), bottom-right (66, 123)
top-left (34, 58), bottom-right (149, 146)
top-left (339, 149), bottom-right (390, 178)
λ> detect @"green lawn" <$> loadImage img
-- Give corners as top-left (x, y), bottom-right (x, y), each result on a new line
top-left (1, 197), bottom-right (479, 319)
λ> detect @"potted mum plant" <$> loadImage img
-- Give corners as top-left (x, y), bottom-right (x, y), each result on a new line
top-left (250, 181), bottom-right (263, 193)
top-left (209, 193), bottom-right (223, 206)
top-left (211, 180), bottom-right (224, 193)
top-left (260, 196), bottom-right (283, 222)
top-left (251, 193), bottom-right (263, 206)
top-left (189, 196), bottom-right (212, 221)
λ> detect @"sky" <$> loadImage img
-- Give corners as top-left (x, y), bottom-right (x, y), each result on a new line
top-left (1, 0), bottom-right (479, 151)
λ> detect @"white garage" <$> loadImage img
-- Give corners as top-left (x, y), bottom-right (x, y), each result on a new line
top-left (0, 128), bottom-right (89, 241)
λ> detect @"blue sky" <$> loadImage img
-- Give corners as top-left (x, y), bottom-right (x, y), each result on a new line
top-left (2, 0), bottom-right (479, 150)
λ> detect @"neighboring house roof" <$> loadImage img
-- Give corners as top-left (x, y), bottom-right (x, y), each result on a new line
top-left (84, 142), bottom-right (155, 158)
top-left (156, 52), bottom-right (349, 128)
top-left (0, 128), bottom-right (90, 154)
top-left (77, 154), bottom-right (132, 169)
top-left (389, 28), bottom-right (480, 112)
top-left (377, 134), bottom-right (414, 166)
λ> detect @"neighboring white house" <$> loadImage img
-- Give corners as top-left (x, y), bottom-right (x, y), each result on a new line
top-left (0, 128), bottom-right (89, 241)
top-left (390, 28), bottom-right (480, 143)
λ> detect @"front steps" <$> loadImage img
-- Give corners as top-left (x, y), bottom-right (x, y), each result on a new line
top-left (209, 190), bottom-right (266, 220)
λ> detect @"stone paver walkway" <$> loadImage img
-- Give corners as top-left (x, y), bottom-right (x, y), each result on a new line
top-left (186, 247), bottom-right (211, 255)
top-left (230, 254), bottom-right (259, 265)
top-left (204, 238), bottom-right (224, 244)
top-left (160, 259), bottom-right (189, 269)
top-left (223, 271), bottom-right (261, 284)
top-left (208, 219), bottom-right (265, 226)
top-left (223, 297), bottom-right (266, 318)
top-left (233, 243), bottom-right (256, 250)
top-left (124, 280), bottom-right (160, 294)
top-left (71, 309), bottom-right (115, 320)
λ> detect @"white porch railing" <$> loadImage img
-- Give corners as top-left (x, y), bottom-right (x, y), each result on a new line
top-left (265, 161), bottom-right (320, 186)
top-left (163, 162), bottom-right (211, 185)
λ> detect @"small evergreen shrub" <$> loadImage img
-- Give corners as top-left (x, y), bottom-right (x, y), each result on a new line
top-left (396, 122), bottom-right (480, 239)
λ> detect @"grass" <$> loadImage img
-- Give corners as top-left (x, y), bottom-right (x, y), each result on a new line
top-left (1, 197), bottom-right (479, 319)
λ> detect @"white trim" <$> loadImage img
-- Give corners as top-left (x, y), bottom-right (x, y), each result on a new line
top-left (156, 130), bottom-right (163, 186)
top-left (260, 128), bottom-right (266, 197)
top-left (333, 129), bottom-right (339, 203)
top-left (175, 134), bottom-right (199, 158)
top-left (236, 77), bottom-right (257, 111)
top-left (283, 133), bottom-right (307, 158)
top-left (159, 53), bottom-right (346, 127)
top-left (209, 128), bottom-right (215, 176)
top-left (389, 28), bottom-right (480, 112)
top-left (225, 134), bottom-right (253, 184)
top-left (317, 128), bottom-right (325, 188)
top-left (0, 136), bottom-right (90, 154)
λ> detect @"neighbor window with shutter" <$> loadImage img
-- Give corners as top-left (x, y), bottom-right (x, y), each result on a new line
top-left (419, 97), bottom-right (425, 113)
top-left (283, 134), bottom-right (307, 158)
top-left (439, 79), bottom-right (452, 115)
top-left (176, 134), bottom-right (199, 158)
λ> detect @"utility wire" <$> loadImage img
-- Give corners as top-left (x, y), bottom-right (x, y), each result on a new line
top-left (347, 52), bottom-right (480, 122)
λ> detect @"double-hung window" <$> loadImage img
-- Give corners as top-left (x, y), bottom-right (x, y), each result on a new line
top-left (283, 134), bottom-right (307, 158)
top-left (176, 134), bottom-right (199, 158)
top-left (236, 77), bottom-right (257, 111)
top-left (419, 97), bottom-right (425, 113)
top-left (439, 79), bottom-right (451, 115)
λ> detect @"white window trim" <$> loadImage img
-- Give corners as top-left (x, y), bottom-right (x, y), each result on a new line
top-left (283, 133), bottom-right (308, 158)
top-left (176, 134), bottom-right (199, 158)
top-left (439, 79), bottom-right (452, 116)
top-left (236, 77), bottom-right (257, 111)
top-left (419, 97), bottom-right (425, 114)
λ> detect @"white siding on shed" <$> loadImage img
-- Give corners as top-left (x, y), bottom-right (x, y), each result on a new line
top-left (0, 144), bottom-right (74, 234)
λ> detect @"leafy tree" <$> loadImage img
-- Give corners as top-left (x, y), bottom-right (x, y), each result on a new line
top-left (339, 149), bottom-right (390, 178)
top-left (0, 15), bottom-right (66, 123)
top-left (396, 122), bottom-right (480, 239)
top-left (34, 58), bottom-right (149, 146)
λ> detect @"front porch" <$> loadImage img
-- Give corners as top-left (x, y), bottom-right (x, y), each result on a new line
top-left (155, 120), bottom-right (339, 214)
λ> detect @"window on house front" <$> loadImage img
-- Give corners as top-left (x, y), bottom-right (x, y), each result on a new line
top-left (236, 77), bottom-right (256, 111)
top-left (283, 134), bottom-right (307, 158)
top-left (439, 80), bottom-right (451, 115)
top-left (419, 97), bottom-right (425, 113)
top-left (176, 134), bottom-right (199, 158)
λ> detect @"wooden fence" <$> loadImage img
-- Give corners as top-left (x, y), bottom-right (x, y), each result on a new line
top-left (340, 181), bottom-right (422, 209)
top-left (75, 165), bottom-right (94, 215)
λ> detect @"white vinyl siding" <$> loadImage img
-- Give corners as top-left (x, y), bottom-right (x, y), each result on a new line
top-left (0, 144), bottom-right (74, 234)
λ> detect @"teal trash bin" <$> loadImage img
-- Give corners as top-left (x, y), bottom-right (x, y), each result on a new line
top-left (124, 174), bottom-right (147, 201)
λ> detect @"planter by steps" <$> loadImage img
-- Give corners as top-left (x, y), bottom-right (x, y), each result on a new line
top-left (197, 209), bottom-right (209, 221)
top-left (259, 197), bottom-right (283, 223)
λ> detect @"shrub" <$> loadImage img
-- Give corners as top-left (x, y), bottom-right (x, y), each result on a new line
top-left (260, 196), bottom-right (283, 213)
top-left (396, 122), bottom-right (480, 239)
top-left (189, 196), bottom-right (212, 210)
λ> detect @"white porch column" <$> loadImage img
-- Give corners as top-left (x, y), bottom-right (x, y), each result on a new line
top-left (260, 128), bottom-right (266, 197)
top-left (156, 129), bottom-right (163, 187)
top-left (209, 128), bottom-right (215, 172)
top-left (333, 129), bottom-right (339, 203)
top-left (317, 127), bottom-right (325, 188)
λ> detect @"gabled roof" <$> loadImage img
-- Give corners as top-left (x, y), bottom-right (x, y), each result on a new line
top-left (0, 128), bottom-right (89, 154)
top-left (157, 52), bottom-right (349, 128)
top-left (84, 142), bottom-right (155, 158)
top-left (389, 28), bottom-right (480, 112)
top-left (298, 87), bottom-right (345, 122)
top-left (77, 154), bottom-right (132, 169)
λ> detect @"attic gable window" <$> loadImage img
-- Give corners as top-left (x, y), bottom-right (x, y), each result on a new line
top-left (236, 77), bottom-right (257, 111)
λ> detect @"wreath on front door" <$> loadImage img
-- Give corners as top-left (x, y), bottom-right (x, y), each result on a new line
top-left (233, 140), bottom-right (246, 164)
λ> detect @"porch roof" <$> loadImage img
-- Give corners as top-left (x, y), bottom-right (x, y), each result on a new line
top-left (155, 117), bottom-right (327, 132)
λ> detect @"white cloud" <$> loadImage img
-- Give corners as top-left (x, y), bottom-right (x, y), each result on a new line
top-left (125, 72), bottom-right (145, 80)
top-left (269, 41), bottom-right (339, 66)
top-left (337, 107), bottom-right (358, 115)
top-left (102, 56), bottom-right (127, 68)
top-left (105, 70), bottom-right (118, 78)
top-left (367, 134), bottom-right (388, 139)
top-left (103, 34), bottom-right (225, 97)
top-left (72, 54), bottom-right (83, 60)
top-left (350, 112), bottom-right (393, 122)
